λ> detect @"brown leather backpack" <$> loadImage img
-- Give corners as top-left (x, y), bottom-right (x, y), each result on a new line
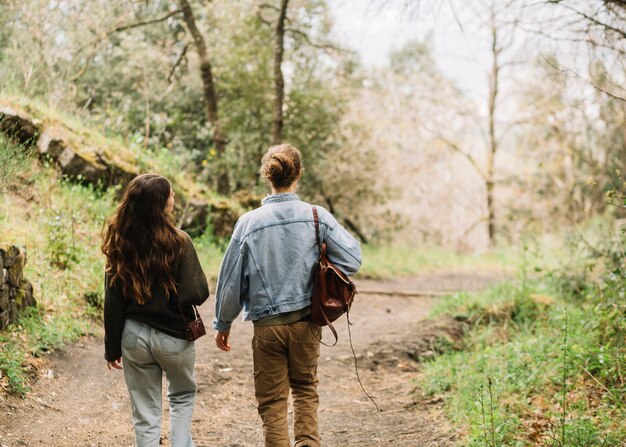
top-left (310, 206), bottom-right (357, 344)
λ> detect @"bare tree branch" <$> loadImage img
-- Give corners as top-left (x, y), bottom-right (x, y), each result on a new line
top-left (446, 0), bottom-right (465, 32)
top-left (540, 52), bottom-right (626, 102)
top-left (256, 10), bottom-right (272, 27)
top-left (436, 134), bottom-right (486, 180)
top-left (167, 42), bottom-right (190, 83)
top-left (259, 3), bottom-right (280, 12)
top-left (108, 9), bottom-right (183, 35)
top-left (552, 1), bottom-right (626, 39)
top-left (285, 28), bottom-right (344, 52)
top-left (68, 46), bottom-right (98, 81)
top-left (75, 9), bottom-right (183, 55)
top-left (461, 215), bottom-right (488, 239)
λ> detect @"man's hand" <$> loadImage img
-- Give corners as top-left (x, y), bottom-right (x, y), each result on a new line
top-left (107, 358), bottom-right (122, 370)
top-left (215, 330), bottom-right (231, 352)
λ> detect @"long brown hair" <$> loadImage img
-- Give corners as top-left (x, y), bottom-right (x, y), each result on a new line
top-left (102, 174), bottom-right (185, 304)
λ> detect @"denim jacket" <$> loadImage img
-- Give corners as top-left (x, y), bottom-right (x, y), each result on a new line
top-left (213, 193), bottom-right (362, 332)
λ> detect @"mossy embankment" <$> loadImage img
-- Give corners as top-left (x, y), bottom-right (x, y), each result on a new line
top-left (0, 100), bottom-right (230, 395)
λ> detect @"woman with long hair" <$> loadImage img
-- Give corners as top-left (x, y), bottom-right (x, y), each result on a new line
top-left (102, 173), bottom-right (209, 447)
top-left (213, 144), bottom-right (362, 447)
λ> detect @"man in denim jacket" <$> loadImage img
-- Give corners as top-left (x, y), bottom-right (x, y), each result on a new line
top-left (213, 144), bottom-right (362, 447)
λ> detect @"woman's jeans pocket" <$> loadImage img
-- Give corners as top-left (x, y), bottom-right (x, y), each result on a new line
top-left (121, 319), bottom-right (144, 352)
top-left (157, 331), bottom-right (191, 355)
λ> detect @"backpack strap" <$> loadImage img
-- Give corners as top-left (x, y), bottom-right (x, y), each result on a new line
top-left (312, 205), bottom-right (321, 253)
top-left (311, 205), bottom-right (338, 346)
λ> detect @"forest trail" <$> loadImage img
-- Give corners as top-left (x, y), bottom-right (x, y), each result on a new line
top-left (0, 270), bottom-right (505, 447)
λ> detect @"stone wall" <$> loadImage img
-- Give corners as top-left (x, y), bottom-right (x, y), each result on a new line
top-left (0, 245), bottom-right (36, 329)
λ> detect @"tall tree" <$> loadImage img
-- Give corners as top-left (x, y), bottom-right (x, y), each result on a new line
top-left (178, 0), bottom-right (229, 194)
top-left (484, 8), bottom-right (502, 245)
top-left (431, 5), bottom-right (515, 247)
top-left (272, 0), bottom-right (289, 145)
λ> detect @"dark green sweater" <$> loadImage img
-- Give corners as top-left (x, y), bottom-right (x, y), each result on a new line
top-left (104, 232), bottom-right (210, 361)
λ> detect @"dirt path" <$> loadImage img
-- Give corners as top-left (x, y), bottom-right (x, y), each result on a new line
top-left (0, 270), bottom-right (505, 447)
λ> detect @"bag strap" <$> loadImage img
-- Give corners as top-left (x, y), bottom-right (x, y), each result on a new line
top-left (175, 296), bottom-right (201, 326)
top-left (310, 207), bottom-right (378, 412)
top-left (315, 303), bottom-right (339, 347)
top-left (311, 205), bottom-right (338, 346)
top-left (312, 205), bottom-right (321, 252)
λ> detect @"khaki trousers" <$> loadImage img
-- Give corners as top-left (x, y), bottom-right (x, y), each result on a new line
top-left (252, 321), bottom-right (321, 447)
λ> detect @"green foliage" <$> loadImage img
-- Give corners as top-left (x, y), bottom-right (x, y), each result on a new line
top-left (18, 307), bottom-right (89, 357)
top-left (421, 222), bottom-right (626, 446)
top-left (0, 335), bottom-right (29, 396)
top-left (192, 230), bottom-right (227, 284)
top-left (515, 56), bottom-right (626, 228)
top-left (44, 178), bottom-right (114, 270)
top-left (424, 299), bottom-right (626, 445)
top-left (0, 307), bottom-right (88, 396)
top-left (0, 134), bottom-right (34, 191)
top-left (0, 0), bottom-right (393, 239)
top-left (359, 244), bottom-right (518, 279)
top-left (0, 166), bottom-right (111, 395)
top-left (45, 208), bottom-right (80, 269)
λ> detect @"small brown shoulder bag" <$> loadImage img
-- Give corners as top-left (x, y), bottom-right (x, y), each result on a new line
top-left (310, 206), bottom-right (357, 345)
top-left (175, 299), bottom-right (206, 341)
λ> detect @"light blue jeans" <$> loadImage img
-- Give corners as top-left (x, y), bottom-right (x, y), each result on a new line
top-left (121, 319), bottom-right (196, 447)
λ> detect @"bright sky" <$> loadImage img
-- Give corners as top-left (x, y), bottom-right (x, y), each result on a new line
top-left (329, 0), bottom-right (493, 98)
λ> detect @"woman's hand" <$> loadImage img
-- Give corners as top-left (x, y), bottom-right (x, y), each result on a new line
top-left (215, 330), bottom-right (231, 352)
top-left (107, 358), bottom-right (123, 370)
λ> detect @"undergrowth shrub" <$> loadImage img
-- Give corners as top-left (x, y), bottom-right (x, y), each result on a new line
top-left (0, 307), bottom-right (88, 396)
top-left (0, 134), bottom-right (34, 191)
top-left (46, 208), bottom-right (80, 269)
top-left (0, 335), bottom-right (28, 396)
top-left (422, 220), bottom-right (626, 446)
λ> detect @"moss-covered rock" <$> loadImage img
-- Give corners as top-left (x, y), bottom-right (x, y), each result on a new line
top-left (0, 244), bottom-right (20, 268)
top-left (37, 127), bottom-right (67, 160)
top-left (57, 146), bottom-right (109, 185)
top-left (209, 199), bottom-right (242, 239)
top-left (0, 97), bottom-right (253, 239)
top-left (0, 100), bottom-right (138, 189)
top-left (179, 198), bottom-right (210, 236)
top-left (0, 245), bottom-right (36, 327)
top-left (0, 106), bottom-right (40, 145)
top-left (15, 278), bottom-right (35, 309)
top-left (0, 287), bottom-right (9, 329)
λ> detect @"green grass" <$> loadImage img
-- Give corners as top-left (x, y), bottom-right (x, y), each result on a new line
top-left (358, 244), bottom-right (522, 279)
top-left (0, 307), bottom-right (89, 396)
top-left (0, 163), bottom-right (111, 394)
top-left (193, 231), bottom-right (227, 285)
top-left (0, 134), bottom-right (33, 191)
top-left (0, 157), bottom-right (227, 394)
top-left (0, 335), bottom-right (29, 395)
top-left (420, 240), bottom-right (626, 446)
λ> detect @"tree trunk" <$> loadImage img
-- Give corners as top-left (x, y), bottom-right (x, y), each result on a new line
top-left (179, 0), bottom-right (229, 194)
top-left (272, 0), bottom-right (289, 145)
top-left (485, 9), bottom-right (500, 247)
top-left (486, 179), bottom-right (495, 245)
